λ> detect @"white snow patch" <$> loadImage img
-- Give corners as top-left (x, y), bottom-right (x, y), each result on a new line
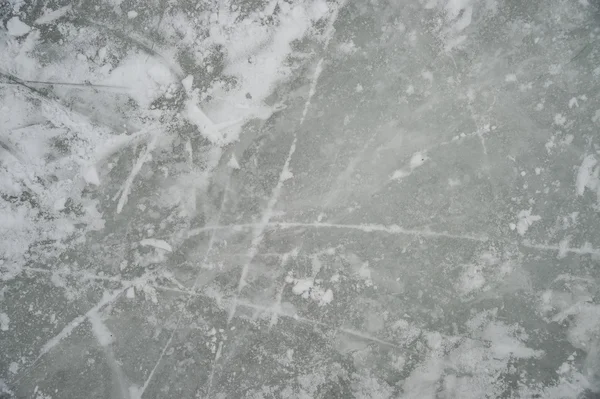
top-left (511, 209), bottom-right (541, 236)
top-left (569, 97), bottom-right (579, 108)
top-left (576, 155), bottom-right (599, 196)
top-left (181, 75), bottom-right (193, 92)
top-left (192, 1), bottom-right (336, 147)
top-left (184, 100), bottom-right (224, 145)
top-left (227, 154), bottom-right (241, 169)
top-left (410, 152), bottom-right (428, 169)
top-left (8, 362), bottom-right (19, 374)
top-left (6, 17), bottom-right (31, 37)
top-left (458, 264), bottom-right (485, 296)
top-left (0, 313), bottom-right (9, 331)
top-left (286, 276), bottom-right (333, 306)
top-left (391, 152), bottom-right (428, 181)
top-left (127, 10), bottom-right (138, 19)
top-left (554, 113), bottom-right (567, 126)
top-left (280, 169), bottom-right (294, 181)
top-left (391, 169), bottom-right (410, 180)
top-left (102, 54), bottom-right (176, 108)
top-left (482, 322), bottom-right (544, 359)
top-left (82, 166), bottom-right (101, 186)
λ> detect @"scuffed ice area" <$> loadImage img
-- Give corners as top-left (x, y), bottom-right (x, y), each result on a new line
top-left (1, 0), bottom-right (600, 397)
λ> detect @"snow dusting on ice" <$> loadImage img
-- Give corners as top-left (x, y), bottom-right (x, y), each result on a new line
top-left (1, 0), bottom-right (600, 397)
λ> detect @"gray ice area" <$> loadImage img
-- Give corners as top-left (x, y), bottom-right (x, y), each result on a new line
top-left (1, 0), bottom-right (600, 398)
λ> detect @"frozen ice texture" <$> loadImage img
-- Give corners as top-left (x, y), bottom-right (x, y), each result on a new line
top-left (1, 0), bottom-right (600, 398)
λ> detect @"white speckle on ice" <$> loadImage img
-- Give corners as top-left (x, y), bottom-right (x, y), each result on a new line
top-left (0, 313), bottom-right (9, 331)
top-left (6, 17), bottom-right (31, 36)
top-left (311, 0), bottom-right (329, 15)
top-left (127, 10), bottom-right (138, 19)
top-left (535, 167), bottom-right (541, 175)
top-left (185, 100), bottom-right (225, 145)
top-left (338, 40), bottom-right (357, 54)
top-left (558, 238), bottom-right (570, 258)
top-left (448, 178), bottom-right (461, 186)
top-left (320, 289), bottom-right (333, 306)
top-left (126, 287), bottom-right (135, 299)
top-left (505, 74), bottom-right (517, 82)
top-left (391, 152), bottom-right (428, 181)
top-left (140, 238), bottom-right (173, 252)
top-left (554, 113), bottom-right (566, 126)
top-left (557, 362), bottom-right (571, 374)
top-left (548, 64), bottom-right (561, 75)
top-left (514, 209), bottom-right (541, 236)
top-left (569, 97), bottom-right (579, 108)
top-left (425, 331), bottom-right (443, 350)
top-left (280, 169), bottom-right (294, 181)
top-left (88, 310), bottom-right (113, 347)
top-left (9, 362), bottom-right (19, 374)
top-left (181, 75), bottom-right (193, 91)
top-left (102, 54), bottom-right (176, 108)
top-left (410, 151), bottom-right (428, 169)
top-left (421, 70), bottom-right (433, 82)
top-left (482, 322), bottom-right (544, 359)
top-left (391, 169), bottom-right (410, 180)
top-left (406, 85), bottom-right (415, 95)
top-left (53, 198), bottom-right (66, 211)
top-left (291, 279), bottom-right (313, 296)
top-left (355, 83), bottom-right (363, 93)
top-left (576, 155), bottom-right (598, 196)
top-left (227, 154), bottom-right (240, 169)
top-left (458, 264), bottom-right (485, 295)
top-left (287, 276), bottom-right (333, 306)
top-left (82, 166), bottom-right (101, 186)
top-left (97, 47), bottom-right (107, 61)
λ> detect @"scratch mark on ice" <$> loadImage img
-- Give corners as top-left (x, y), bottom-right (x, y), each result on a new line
top-left (339, 328), bottom-right (404, 349)
top-left (137, 177), bottom-right (232, 398)
top-left (89, 310), bottom-right (131, 399)
top-left (269, 281), bottom-right (287, 330)
top-left (188, 221), bottom-right (488, 242)
top-left (205, 340), bottom-right (224, 399)
top-left (116, 134), bottom-right (158, 213)
top-left (38, 289), bottom-right (124, 359)
top-left (140, 238), bottom-right (173, 252)
top-left (299, 59), bottom-right (324, 125)
top-left (21, 266), bottom-right (129, 284)
top-left (228, 137), bottom-right (297, 322)
top-left (14, 267), bottom-right (164, 385)
top-left (522, 240), bottom-right (600, 257)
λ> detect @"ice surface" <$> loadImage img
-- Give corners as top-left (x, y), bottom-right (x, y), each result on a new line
top-left (1, 0), bottom-right (600, 398)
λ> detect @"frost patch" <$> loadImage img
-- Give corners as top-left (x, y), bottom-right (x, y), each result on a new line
top-left (391, 151), bottom-right (429, 181)
top-left (509, 209), bottom-right (541, 236)
top-left (576, 155), bottom-right (600, 203)
top-left (0, 313), bottom-right (9, 331)
top-left (6, 17), bottom-right (31, 37)
top-left (285, 275), bottom-right (333, 306)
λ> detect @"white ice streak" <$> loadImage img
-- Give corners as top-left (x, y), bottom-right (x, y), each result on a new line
top-left (576, 155), bottom-right (600, 203)
top-left (140, 238), bottom-right (173, 252)
top-left (187, 221), bottom-right (488, 242)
